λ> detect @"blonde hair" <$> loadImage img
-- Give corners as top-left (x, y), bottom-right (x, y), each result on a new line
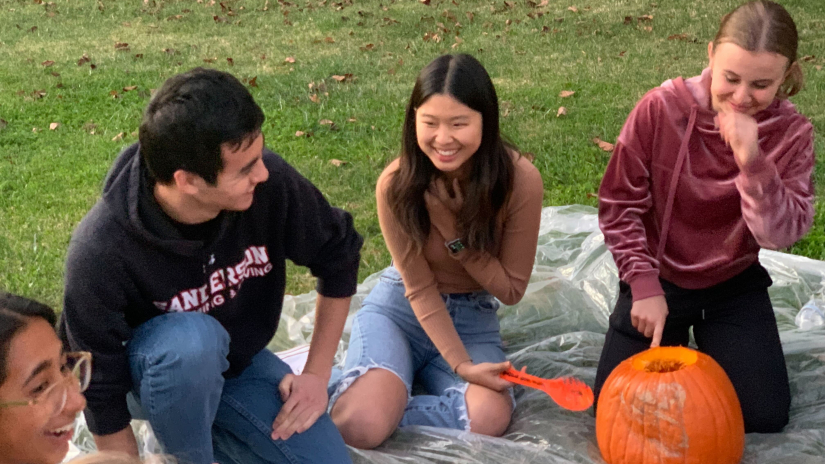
top-left (69, 453), bottom-right (175, 464)
top-left (714, 1), bottom-right (804, 98)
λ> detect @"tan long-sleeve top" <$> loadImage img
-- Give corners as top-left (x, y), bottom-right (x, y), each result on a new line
top-left (376, 155), bottom-right (544, 369)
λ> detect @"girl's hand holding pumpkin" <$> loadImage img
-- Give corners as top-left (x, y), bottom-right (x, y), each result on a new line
top-left (455, 360), bottom-right (514, 392)
top-left (630, 295), bottom-right (668, 348)
top-left (715, 112), bottom-right (761, 172)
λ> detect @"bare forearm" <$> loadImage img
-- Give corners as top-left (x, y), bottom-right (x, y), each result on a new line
top-left (93, 427), bottom-right (139, 456)
top-left (303, 295), bottom-right (350, 382)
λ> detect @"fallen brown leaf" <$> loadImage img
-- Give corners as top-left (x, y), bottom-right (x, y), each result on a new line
top-left (109, 90), bottom-right (119, 99)
top-left (123, 86), bottom-right (138, 92)
top-left (295, 131), bottom-right (305, 137)
top-left (330, 159), bottom-right (348, 167)
top-left (325, 36), bottom-right (335, 43)
top-left (466, 12), bottom-right (474, 22)
top-left (309, 94), bottom-right (320, 103)
top-left (593, 137), bottom-right (614, 152)
top-left (559, 90), bottom-right (575, 98)
top-left (285, 56), bottom-right (296, 63)
top-left (643, 26), bottom-right (652, 32)
top-left (419, 0), bottom-right (431, 4)
top-left (637, 14), bottom-right (653, 21)
top-left (320, 119), bottom-right (334, 125)
top-left (203, 57), bottom-right (217, 63)
top-left (213, 15), bottom-right (228, 23)
top-left (32, 127), bottom-right (39, 133)
top-left (227, 57), bottom-right (234, 66)
top-left (568, 6), bottom-right (578, 13)
top-left (802, 55), bottom-right (815, 62)
top-left (332, 74), bottom-right (354, 82)
top-left (557, 106), bottom-right (567, 117)
top-left (347, 118), bottom-right (357, 122)
top-left (28, 26), bottom-right (38, 33)
top-left (134, 54), bottom-right (144, 59)
top-left (452, 37), bottom-right (464, 49)
top-left (248, 76), bottom-right (258, 87)
top-left (586, 192), bottom-right (598, 199)
top-left (817, 65), bottom-right (823, 71)
top-left (538, 0), bottom-right (549, 5)
top-left (623, 16), bottom-right (632, 25)
top-left (114, 42), bottom-right (129, 50)
top-left (619, 50), bottom-right (626, 57)
top-left (49, 122), bottom-right (59, 130)
top-left (359, 43), bottom-right (375, 51)
top-left (112, 132), bottom-right (124, 141)
top-left (668, 33), bottom-right (689, 41)
top-left (41, 60), bottom-right (55, 67)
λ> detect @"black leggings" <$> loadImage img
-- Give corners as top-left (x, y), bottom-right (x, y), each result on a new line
top-left (593, 263), bottom-right (790, 433)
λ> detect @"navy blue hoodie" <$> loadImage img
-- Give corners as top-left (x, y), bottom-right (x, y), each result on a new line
top-left (60, 143), bottom-right (363, 435)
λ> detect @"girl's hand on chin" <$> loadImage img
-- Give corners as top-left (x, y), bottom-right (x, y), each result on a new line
top-left (715, 112), bottom-right (761, 172)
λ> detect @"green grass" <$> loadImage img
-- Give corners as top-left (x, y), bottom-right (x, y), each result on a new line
top-left (1, 0), bottom-right (824, 309)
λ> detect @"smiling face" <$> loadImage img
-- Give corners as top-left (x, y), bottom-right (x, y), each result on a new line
top-left (0, 319), bottom-right (87, 464)
top-left (191, 132), bottom-right (269, 215)
top-left (415, 93), bottom-right (483, 177)
top-left (708, 42), bottom-right (790, 116)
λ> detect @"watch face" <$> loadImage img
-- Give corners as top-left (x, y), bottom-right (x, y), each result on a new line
top-left (447, 239), bottom-right (464, 253)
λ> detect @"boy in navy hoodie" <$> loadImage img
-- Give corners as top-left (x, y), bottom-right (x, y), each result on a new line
top-left (61, 68), bottom-right (361, 463)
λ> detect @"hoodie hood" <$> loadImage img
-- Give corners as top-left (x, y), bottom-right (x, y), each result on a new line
top-left (100, 143), bottom-right (221, 257)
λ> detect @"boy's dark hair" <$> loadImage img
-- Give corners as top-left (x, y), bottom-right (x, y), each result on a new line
top-left (0, 291), bottom-right (57, 385)
top-left (138, 67), bottom-right (265, 185)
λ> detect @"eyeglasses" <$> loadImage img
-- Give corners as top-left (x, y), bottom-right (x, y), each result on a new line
top-left (0, 351), bottom-right (91, 417)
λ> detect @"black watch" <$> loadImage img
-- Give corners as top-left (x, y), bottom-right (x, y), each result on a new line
top-left (445, 238), bottom-right (465, 254)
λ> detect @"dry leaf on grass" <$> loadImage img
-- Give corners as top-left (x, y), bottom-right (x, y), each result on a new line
top-left (285, 56), bottom-right (296, 63)
top-left (295, 131), bottom-right (305, 137)
top-left (49, 122), bottom-right (59, 130)
top-left (557, 107), bottom-right (567, 117)
top-left (123, 86), bottom-right (138, 92)
top-left (559, 90), bottom-right (575, 98)
top-left (331, 74), bottom-right (354, 82)
top-left (330, 159), bottom-right (348, 167)
top-left (114, 42), bottom-right (129, 50)
top-left (568, 6), bottom-right (579, 13)
top-left (112, 132), bottom-right (124, 141)
top-left (593, 137), bottom-right (614, 151)
top-left (41, 60), bottom-right (55, 67)
top-left (320, 119), bottom-right (334, 126)
top-left (309, 94), bottom-right (320, 103)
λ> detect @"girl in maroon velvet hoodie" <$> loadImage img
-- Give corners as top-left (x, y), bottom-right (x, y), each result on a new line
top-left (595, 1), bottom-right (814, 433)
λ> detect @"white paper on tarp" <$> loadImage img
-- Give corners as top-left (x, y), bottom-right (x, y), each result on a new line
top-left (69, 205), bottom-right (825, 463)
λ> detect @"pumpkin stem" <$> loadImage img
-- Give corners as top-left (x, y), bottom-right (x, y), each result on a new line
top-left (643, 359), bottom-right (685, 373)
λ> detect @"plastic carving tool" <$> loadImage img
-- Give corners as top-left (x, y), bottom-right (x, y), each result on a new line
top-left (500, 367), bottom-right (594, 411)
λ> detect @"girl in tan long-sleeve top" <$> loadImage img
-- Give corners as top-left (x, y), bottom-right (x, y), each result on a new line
top-left (328, 54), bottom-right (544, 449)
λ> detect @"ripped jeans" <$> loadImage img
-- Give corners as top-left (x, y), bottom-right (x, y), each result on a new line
top-left (328, 266), bottom-right (509, 431)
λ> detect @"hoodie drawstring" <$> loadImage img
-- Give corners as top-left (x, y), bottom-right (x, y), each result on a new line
top-left (655, 106), bottom-right (697, 263)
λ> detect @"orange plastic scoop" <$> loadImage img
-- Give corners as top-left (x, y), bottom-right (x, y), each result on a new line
top-left (500, 367), bottom-right (594, 411)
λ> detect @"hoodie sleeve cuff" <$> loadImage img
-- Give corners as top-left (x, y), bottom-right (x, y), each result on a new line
top-left (628, 274), bottom-right (665, 302)
top-left (84, 399), bottom-right (133, 436)
top-left (736, 155), bottom-right (779, 200)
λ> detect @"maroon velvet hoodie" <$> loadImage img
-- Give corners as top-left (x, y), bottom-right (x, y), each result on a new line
top-left (599, 68), bottom-right (815, 301)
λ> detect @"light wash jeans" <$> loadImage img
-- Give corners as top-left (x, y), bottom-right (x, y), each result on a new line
top-left (328, 266), bottom-right (510, 431)
top-left (127, 312), bottom-right (352, 464)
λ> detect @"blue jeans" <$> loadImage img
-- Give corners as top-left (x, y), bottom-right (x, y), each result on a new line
top-left (328, 266), bottom-right (510, 431)
top-left (127, 312), bottom-right (352, 464)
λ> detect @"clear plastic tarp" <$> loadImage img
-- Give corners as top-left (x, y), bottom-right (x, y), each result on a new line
top-left (69, 205), bottom-right (825, 463)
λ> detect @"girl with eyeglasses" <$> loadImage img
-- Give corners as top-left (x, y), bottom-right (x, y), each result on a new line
top-left (0, 292), bottom-right (90, 464)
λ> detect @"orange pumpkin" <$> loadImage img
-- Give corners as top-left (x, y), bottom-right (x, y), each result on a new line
top-left (596, 346), bottom-right (744, 464)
